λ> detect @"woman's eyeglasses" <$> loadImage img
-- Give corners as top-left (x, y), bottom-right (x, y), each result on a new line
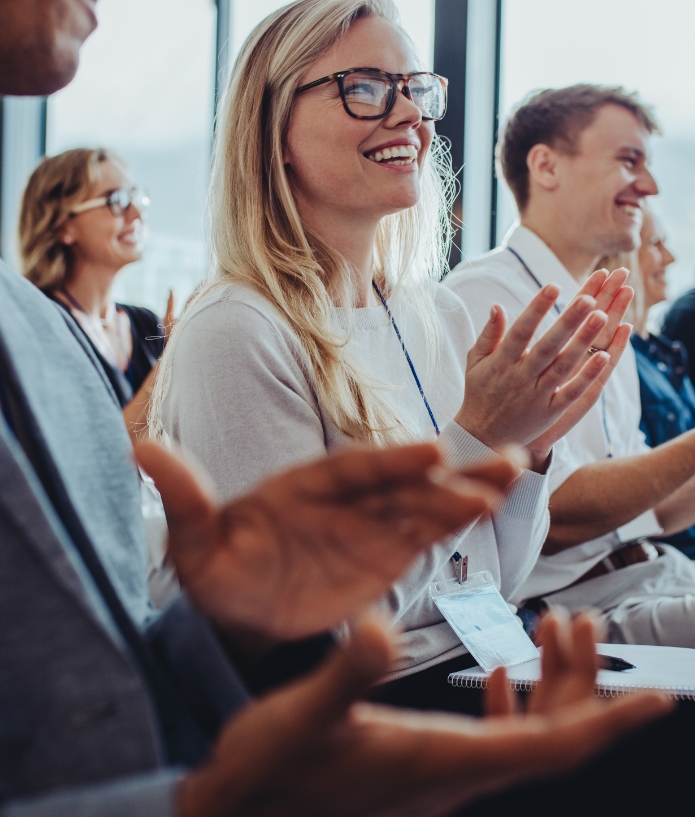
top-left (70, 187), bottom-right (150, 218)
top-left (296, 67), bottom-right (448, 121)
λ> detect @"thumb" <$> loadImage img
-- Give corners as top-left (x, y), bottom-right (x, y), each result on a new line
top-left (485, 666), bottom-right (517, 717)
top-left (134, 440), bottom-right (216, 527)
top-left (468, 304), bottom-right (507, 369)
top-left (296, 617), bottom-right (397, 727)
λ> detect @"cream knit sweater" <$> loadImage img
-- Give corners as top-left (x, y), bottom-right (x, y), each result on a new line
top-left (162, 282), bottom-right (550, 679)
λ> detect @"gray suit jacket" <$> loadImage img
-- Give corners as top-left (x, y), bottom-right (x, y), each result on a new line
top-left (0, 263), bottom-right (247, 816)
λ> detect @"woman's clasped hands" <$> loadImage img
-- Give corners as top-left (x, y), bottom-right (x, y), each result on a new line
top-left (457, 268), bottom-right (634, 470)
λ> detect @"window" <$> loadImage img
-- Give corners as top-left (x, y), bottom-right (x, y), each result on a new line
top-left (44, 0), bottom-right (433, 314)
top-left (47, 0), bottom-right (217, 316)
top-left (498, 0), bottom-right (695, 299)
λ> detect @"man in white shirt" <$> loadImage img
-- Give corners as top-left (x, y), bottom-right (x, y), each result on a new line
top-left (446, 84), bottom-right (695, 647)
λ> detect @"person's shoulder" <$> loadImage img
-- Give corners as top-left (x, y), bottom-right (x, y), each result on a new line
top-left (177, 282), bottom-right (307, 362)
top-left (445, 247), bottom-right (519, 291)
top-left (444, 248), bottom-right (531, 319)
top-left (668, 287), bottom-right (695, 310)
top-left (663, 288), bottom-right (695, 329)
top-left (431, 279), bottom-right (469, 313)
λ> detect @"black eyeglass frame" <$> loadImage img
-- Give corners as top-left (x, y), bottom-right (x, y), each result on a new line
top-left (295, 67), bottom-right (448, 121)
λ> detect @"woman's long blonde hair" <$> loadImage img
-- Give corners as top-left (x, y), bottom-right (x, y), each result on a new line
top-left (150, 0), bottom-right (456, 446)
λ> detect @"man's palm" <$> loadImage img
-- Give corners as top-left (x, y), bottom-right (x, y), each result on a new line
top-left (136, 441), bottom-right (518, 639)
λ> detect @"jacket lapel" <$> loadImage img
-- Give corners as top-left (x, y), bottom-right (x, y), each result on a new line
top-left (0, 416), bottom-right (106, 627)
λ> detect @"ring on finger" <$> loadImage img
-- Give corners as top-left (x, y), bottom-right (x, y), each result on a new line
top-left (586, 345), bottom-right (604, 356)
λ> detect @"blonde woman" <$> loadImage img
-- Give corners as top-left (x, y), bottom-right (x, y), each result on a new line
top-left (19, 148), bottom-right (174, 440)
top-left (601, 209), bottom-right (695, 557)
top-left (152, 0), bottom-right (630, 707)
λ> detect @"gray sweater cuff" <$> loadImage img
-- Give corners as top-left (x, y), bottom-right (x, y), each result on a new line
top-left (2, 769), bottom-right (184, 817)
top-left (437, 421), bottom-right (500, 468)
top-left (438, 421), bottom-right (550, 520)
top-left (496, 460), bottom-right (550, 520)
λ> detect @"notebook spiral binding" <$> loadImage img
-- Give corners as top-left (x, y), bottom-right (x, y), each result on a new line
top-left (448, 674), bottom-right (695, 700)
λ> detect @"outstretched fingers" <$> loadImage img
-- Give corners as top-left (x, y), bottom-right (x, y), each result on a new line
top-left (484, 667), bottom-right (517, 717)
top-left (537, 310), bottom-right (608, 391)
top-left (495, 284), bottom-right (562, 365)
top-left (547, 350), bottom-right (610, 415)
top-left (522, 295), bottom-right (598, 379)
top-left (307, 443), bottom-right (443, 500)
top-left (466, 303), bottom-right (508, 369)
top-left (298, 617), bottom-right (397, 726)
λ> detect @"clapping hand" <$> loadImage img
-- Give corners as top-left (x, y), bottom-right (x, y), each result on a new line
top-left (524, 268), bottom-right (633, 459)
top-left (456, 268), bottom-right (632, 469)
top-left (135, 440), bottom-right (520, 640)
top-left (177, 613), bottom-right (669, 817)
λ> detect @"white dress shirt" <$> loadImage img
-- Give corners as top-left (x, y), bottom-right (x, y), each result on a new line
top-left (446, 224), bottom-right (663, 601)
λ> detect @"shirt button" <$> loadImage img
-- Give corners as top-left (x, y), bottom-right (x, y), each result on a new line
top-left (667, 412), bottom-right (677, 421)
top-left (657, 362), bottom-right (668, 371)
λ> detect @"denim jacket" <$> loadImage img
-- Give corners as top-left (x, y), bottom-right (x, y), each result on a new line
top-left (631, 332), bottom-right (695, 555)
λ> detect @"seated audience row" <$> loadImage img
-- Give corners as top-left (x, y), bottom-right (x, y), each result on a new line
top-left (2, 0), bottom-right (694, 814)
top-left (447, 84), bottom-right (695, 649)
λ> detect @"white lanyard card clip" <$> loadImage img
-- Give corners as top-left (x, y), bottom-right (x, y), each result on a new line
top-left (430, 570), bottom-right (539, 672)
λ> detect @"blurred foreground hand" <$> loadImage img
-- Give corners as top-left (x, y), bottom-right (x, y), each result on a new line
top-left (135, 440), bottom-right (519, 640)
top-left (177, 613), bottom-right (670, 817)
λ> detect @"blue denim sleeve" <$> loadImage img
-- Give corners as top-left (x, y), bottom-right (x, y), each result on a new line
top-left (0, 769), bottom-right (184, 817)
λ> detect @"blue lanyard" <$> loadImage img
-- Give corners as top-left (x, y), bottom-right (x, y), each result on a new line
top-left (506, 246), bottom-right (613, 457)
top-left (372, 281), bottom-right (440, 436)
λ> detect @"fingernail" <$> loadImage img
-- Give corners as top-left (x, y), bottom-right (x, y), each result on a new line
top-left (588, 313), bottom-right (606, 328)
top-left (490, 304), bottom-right (498, 321)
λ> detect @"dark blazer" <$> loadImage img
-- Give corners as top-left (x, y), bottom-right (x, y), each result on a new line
top-left (0, 262), bottom-right (247, 816)
top-left (50, 298), bottom-right (165, 407)
top-left (631, 332), bottom-right (695, 557)
top-left (662, 288), bottom-right (695, 386)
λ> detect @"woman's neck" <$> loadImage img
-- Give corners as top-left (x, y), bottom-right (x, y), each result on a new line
top-left (634, 306), bottom-right (652, 340)
top-left (296, 199), bottom-right (380, 307)
top-left (63, 264), bottom-right (119, 319)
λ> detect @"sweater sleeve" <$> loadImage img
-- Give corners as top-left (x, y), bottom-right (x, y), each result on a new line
top-left (1, 770), bottom-right (183, 817)
top-left (439, 420), bottom-right (550, 602)
top-left (162, 297), bottom-right (327, 501)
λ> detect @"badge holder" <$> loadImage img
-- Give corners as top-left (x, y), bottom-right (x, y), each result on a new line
top-left (430, 567), bottom-right (539, 672)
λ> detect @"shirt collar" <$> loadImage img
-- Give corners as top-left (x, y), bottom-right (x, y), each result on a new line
top-left (503, 223), bottom-right (580, 310)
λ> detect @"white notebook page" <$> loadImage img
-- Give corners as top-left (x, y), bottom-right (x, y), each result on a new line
top-left (449, 643), bottom-right (695, 699)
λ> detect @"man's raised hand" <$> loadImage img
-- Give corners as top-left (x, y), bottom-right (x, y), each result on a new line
top-left (135, 440), bottom-right (520, 640)
top-left (178, 615), bottom-right (670, 817)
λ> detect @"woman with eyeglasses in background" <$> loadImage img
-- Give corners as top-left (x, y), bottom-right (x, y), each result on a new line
top-left (19, 148), bottom-right (174, 441)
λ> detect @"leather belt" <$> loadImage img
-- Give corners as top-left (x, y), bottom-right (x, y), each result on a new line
top-left (573, 538), bottom-right (661, 586)
top-left (523, 538), bottom-right (662, 615)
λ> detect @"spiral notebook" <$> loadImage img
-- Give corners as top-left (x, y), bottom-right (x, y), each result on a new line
top-left (449, 643), bottom-right (695, 700)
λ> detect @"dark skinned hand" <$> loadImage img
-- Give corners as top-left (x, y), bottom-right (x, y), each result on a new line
top-left (177, 615), bottom-right (669, 817)
top-left (135, 440), bottom-right (521, 640)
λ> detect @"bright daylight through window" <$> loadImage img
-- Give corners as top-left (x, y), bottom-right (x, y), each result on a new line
top-left (47, 0), bottom-right (216, 315)
top-left (46, 0), bottom-right (432, 314)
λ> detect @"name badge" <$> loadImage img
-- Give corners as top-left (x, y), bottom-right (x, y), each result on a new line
top-left (431, 571), bottom-right (539, 672)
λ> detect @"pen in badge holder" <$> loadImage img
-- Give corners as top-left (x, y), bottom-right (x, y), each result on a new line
top-left (598, 654), bottom-right (636, 672)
